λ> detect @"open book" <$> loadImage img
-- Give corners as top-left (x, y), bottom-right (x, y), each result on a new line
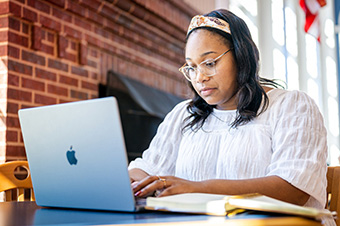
top-left (146, 193), bottom-right (335, 219)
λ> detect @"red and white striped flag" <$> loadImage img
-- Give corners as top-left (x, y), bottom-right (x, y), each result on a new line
top-left (299, 0), bottom-right (327, 42)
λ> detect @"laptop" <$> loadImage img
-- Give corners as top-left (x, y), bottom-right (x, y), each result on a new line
top-left (18, 97), bottom-right (144, 212)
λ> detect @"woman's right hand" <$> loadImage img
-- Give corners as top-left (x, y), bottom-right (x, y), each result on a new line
top-left (129, 168), bottom-right (149, 184)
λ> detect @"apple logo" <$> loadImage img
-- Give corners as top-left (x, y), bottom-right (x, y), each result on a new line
top-left (66, 146), bottom-right (78, 165)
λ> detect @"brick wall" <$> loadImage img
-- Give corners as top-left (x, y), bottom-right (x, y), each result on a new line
top-left (0, 0), bottom-right (196, 162)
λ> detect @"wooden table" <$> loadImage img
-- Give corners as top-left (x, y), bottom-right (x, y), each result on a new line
top-left (0, 201), bottom-right (322, 226)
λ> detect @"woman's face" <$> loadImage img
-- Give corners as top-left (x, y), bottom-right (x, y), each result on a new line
top-left (185, 29), bottom-right (238, 110)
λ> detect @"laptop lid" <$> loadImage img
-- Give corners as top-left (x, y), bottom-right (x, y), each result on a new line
top-left (18, 97), bottom-right (137, 212)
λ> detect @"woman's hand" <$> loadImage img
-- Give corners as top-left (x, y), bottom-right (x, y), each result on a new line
top-left (130, 172), bottom-right (310, 206)
top-left (132, 175), bottom-right (202, 197)
top-left (129, 168), bottom-right (149, 184)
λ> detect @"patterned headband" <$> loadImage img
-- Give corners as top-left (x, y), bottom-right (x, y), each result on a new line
top-left (187, 15), bottom-right (231, 35)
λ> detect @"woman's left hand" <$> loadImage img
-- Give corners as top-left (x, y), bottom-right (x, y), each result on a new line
top-left (132, 175), bottom-right (202, 197)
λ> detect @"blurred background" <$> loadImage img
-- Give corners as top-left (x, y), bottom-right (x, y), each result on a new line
top-left (0, 0), bottom-right (339, 166)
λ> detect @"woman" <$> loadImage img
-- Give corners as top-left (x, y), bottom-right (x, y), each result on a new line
top-left (128, 9), bottom-right (327, 211)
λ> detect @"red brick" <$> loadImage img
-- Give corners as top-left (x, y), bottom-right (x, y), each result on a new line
top-left (58, 35), bottom-right (68, 58)
top-left (8, 60), bottom-right (33, 76)
top-left (116, 14), bottom-right (134, 29)
top-left (8, 73), bottom-right (19, 86)
top-left (81, 81), bottom-right (97, 91)
top-left (32, 25), bottom-right (42, 50)
top-left (7, 88), bottom-right (32, 102)
top-left (21, 104), bottom-right (36, 109)
top-left (124, 28), bottom-right (136, 42)
top-left (23, 7), bottom-right (38, 22)
top-left (22, 50), bottom-right (46, 66)
top-left (100, 5), bottom-right (116, 20)
top-left (7, 102), bottom-right (19, 114)
top-left (0, 31), bottom-right (8, 42)
top-left (80, 0), bottom-right (102, 11)
top-left (87, 59), bottom-right (96, 68)
top-left (0, 45), bottom-right (7, 56)
top-left (71, 65), bottom-right (88, 77)
top-left (6, 130), bottom-right (18, 142)
top-left (84, 34), bottom-right (100, 47)
top-left (8, 31), bottom-right (29, 47)
top-left (89, 49), bottom-right (97, 57)
top-left (130, 4), bottom-right (146, 20)
top-left (40, 43), bottom-right (55, 55)
top-left (19, 132), bottom-right (24, 143)
top-left (86, 9), bottom-right (105, 25)
top-left (111, 34), bottom-right (124, 46)
top-left (0, 2), bottom-right (9, 14)
top-left (29, 0), bottom-right (50, 14)
top-left (90, 71), bottom-right (98, 80)
top-left (94, 27), bottom-right (110, 38)
top-left (35, 68), bottom-right (57, 81)
top-left (70, 41), bottom-right (76, 50)
top-left (74, 19), bottom-right (91, 30)
top-left (59, 74), bottom-right (78, 86)
top-left (22, 22), bottom-right (29, 34)
top-left (64, 25), bottom-right (82, 39)
top-left (103, 42), bottom-right (117, 54)
top-left (6, 145), bottom-right (26, 157)
top-left (63, 52), bottom-right (77, 62)
top-left (52, 7), bottom-right (73, 23)
top-left (34, 93), bottom-right (57, 105)
top-left (90, 93), bottom-right (97, 99)
top-left (66, 0), bottom-right (87, 17)
top-left (48, 84), bottom-right (68, 96)
top-left (59, 99), bottom-right (71, 104)
top-left (106, 20), bottom-right (121, 34)
top-left (41, 29), bottom-right (46, 38)
top-left (114, 0), bottom-right (134, 12)
top-left (40, 15), bottom-right (61, 32)
top-left (47, 32), bottom-right (54, 42)
top-left (22, 77), bottom-right (45, 91)
top-left (0, 17), bottom-right (8, 28)
top-left (8, 45), bottom-right (19, 58)
top-left (70, 89), bottom-right (88, 100)
top-left (45, 0), bottom-right (65, 8)
top-left (48, 58), bottom-right (68, 72)
top-left (79, 43), bottom-right (87, 65)
top-left (8, 17), bottom-right (20, 31)
top-left (9, 2), bottom-right (21, 18)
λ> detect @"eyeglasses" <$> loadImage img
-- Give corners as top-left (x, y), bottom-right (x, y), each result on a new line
top-left (179, 48), bottom-right (233, 82)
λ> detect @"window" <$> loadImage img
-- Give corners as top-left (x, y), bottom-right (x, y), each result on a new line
top-left (230, 0), bottom-right (340, 165)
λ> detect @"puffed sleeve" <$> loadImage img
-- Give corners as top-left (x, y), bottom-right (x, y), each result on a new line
top-left (267, 90), bottom-right (328, 208)
top-left (128, 100), bottom-right (190, 176)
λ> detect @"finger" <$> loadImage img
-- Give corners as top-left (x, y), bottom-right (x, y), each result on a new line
top-left (132, 175), bottom-right (159, 193)
top-left (131, 181), bottom-right (139, 188)
top-left (157, 186), bottom-right (178, 197)
top-left (135, 179), bottom-right (167, 197)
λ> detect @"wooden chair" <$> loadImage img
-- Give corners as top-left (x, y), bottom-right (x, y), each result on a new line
top-left (0, 161), bottom-right (34, 201)
top-left (326, 166), bottom-right (340, 226)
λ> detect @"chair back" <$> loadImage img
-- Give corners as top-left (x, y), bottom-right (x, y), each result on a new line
top-left (0, 161), bottom-right (34, 201)
top-left (326, 166), bottom-right (340, 226)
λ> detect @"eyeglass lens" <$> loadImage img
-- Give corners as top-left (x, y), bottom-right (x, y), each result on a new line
top-left (185, 62), bottom-right (217, 81)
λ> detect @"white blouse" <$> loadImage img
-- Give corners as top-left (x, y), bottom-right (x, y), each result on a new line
top-left (128, 89), bottom-right (328, 209)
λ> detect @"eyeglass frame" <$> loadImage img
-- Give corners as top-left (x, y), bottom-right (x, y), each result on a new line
top-left (179, 48), bottom-right (233, 82)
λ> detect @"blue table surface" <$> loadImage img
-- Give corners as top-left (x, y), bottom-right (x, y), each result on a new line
top-left (0, 201), bottom-right (298, 226)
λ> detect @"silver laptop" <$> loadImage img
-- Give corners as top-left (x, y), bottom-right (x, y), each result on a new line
top-left (19, 97), bottom-right (144, 212)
